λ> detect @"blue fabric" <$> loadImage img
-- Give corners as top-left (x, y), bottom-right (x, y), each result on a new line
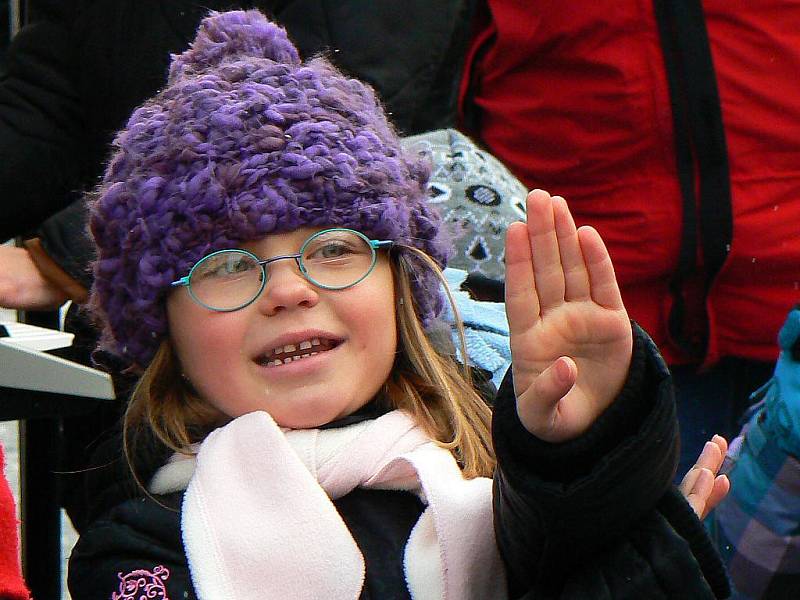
top-left (706, 306), bottom-right (800, 599)
top-left (441, 268), bottom-right (511, 389)
top-left (762, 307), bottom-right (800, 458)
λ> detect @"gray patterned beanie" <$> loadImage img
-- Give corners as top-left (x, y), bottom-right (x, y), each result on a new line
top-left (401, 129), bottom-right (527, 280)
top-left (89, 10), bottom-right (449, 369)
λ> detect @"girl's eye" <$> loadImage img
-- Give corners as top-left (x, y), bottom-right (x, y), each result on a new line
top-left (303, 231), bottom-right (372, 264)
top-left (226, 257), bottom-right (253, 273)
top-left (316, 242), bottom-right (351, 259)
top-left (196, 253), bottom-right (257, 279)
top-left (305, 240), bottom-right (360, 262)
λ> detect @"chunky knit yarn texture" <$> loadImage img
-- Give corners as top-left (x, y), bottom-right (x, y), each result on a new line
top-left (89, 10), bottom-right (449, 369)
top-left (402, 129), bottom-right (528, 280)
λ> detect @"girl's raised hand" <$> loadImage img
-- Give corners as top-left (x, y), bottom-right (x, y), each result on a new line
top-left (505, 190), bottom-right (633, 442)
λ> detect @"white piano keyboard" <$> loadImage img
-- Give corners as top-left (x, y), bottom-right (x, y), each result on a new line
top-left (0, 320), bottom-right (74, 351)
top-left (0, 320), bottom-right (114, 400)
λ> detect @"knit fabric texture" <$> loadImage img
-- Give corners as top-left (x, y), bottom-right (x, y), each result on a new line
top-left (402, 129), bottom-right (527, 280)
top-left (89, 10), bottom-right (449, 369)
top-left (0, 444), bottom-right (30, 600)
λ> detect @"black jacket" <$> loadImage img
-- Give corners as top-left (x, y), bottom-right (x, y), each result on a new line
top-left (68, 326), bottom-right (730, 599)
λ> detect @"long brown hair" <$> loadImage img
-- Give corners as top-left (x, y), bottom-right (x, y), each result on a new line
top-left (123, 248), bottom-right (496, 489)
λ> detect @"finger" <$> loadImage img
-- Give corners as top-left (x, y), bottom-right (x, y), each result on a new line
top-left (505, 221), bottom-right (540, 332)
top-left (577, 226), bottom-right (624, 310)
top-left (679, 435), bottom-right (728, 498)
top-left (694, 439), bottom-right (725, 474)
top-left (703, 474), bottom-right (730, 518)
top-left (525, 190), bottom-right (565, 311)
top-left (552, 196), bottom-right (590, 301)
top-left (516, 356), bottom-right (577, 435)
top-left (678, 466), bottom-right (700, 498)
top-left (711, 434), bottom-right (728, 458)
top-left (684, 467), bottom-right (715, 519)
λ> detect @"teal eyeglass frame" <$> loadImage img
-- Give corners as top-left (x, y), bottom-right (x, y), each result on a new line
top-left (170, 228), bottom-right (394, 312)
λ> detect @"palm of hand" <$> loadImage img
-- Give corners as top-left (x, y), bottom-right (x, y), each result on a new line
top-left (506, 191), bottom-right (633, 442)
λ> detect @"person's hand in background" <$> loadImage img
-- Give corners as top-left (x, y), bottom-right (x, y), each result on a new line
top-left (0, 244), bottom-right (68, 310)
top-left (679, 434), bottom-right (730, 520)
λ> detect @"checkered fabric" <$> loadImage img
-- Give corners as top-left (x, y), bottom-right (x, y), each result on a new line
top-left (708, 410), bottom-right (800, 599)
top-left (707, 306), bottom-right (800, 599)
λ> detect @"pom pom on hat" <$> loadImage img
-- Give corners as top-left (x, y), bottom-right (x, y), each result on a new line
top-left (89, 10), bottom-right (449, 369)
top-left (168, 10), bottom-right (300, 82)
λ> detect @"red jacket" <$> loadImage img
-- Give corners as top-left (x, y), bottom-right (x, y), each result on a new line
top-left (0, 444), bottom-right (30, 600)
top-left (461, 0), bottom-right (800, 366)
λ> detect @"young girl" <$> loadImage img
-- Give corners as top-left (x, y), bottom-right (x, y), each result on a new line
top-left (68, 10), bottom-right (729, 599)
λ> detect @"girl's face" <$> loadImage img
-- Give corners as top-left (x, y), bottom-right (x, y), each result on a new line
top-left (166, 227), bottom-right (398, 429)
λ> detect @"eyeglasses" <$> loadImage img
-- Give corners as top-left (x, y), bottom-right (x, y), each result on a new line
top-left (170, 228), bottom-right (394, 312)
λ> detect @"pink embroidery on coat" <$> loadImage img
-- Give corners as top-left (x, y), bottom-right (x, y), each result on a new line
top-left (112, 565), bottom-right (170, 599)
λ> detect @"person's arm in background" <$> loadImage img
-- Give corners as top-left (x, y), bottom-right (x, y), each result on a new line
top-left (0, 4), bottom-right (89, 241)
top-left (0, 243), bottom-right (69, 309)
top-left (0, 4), bottom-right (88, 311)
top-left (0, 198), bottom-right (91, 311)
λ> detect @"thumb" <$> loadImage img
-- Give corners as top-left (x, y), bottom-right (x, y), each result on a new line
top-left (516, 356), bottom-right (577, 436)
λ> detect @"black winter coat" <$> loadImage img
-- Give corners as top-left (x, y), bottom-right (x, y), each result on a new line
top-left (68, 326), bottom-right (730, 599)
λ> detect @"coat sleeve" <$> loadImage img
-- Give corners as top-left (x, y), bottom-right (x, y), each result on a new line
top-left (33, 197), bottom-right (95, 289)
top-left (0, 13), bottom-right (91, 241)
top-left (68, 494), bottom-right (196, 600)
top-left (492, 323), bottom-right (731, 599)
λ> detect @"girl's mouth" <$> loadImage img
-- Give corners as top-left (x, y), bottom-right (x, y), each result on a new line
top-left (256, 337), bottom-right (339, 367)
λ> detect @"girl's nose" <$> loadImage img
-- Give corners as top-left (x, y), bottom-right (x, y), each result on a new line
top-left (256, 259), bottom-right (319, 315)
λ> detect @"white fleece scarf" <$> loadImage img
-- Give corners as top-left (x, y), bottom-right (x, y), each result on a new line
top-left (149, 410), bottom-right (507, 600)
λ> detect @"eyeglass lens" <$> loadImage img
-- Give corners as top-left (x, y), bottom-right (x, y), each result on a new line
top-left (187, 229), bottom-right (377, 311)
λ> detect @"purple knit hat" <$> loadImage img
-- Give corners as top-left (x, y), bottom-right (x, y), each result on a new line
top-left (89, 10), bottom-right (449, 369)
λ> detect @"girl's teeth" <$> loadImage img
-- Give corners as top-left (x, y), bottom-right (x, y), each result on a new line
top-left (264, 337), bottom-right (336, 366)
top-left (272, 338), bottom-right (324, 356)
top-left (267, 353), bottom-right (314, 367)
